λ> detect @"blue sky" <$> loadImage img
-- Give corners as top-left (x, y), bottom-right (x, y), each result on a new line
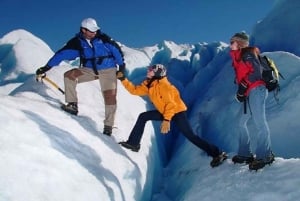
top-left (1, 0), bottom-right (274, 50)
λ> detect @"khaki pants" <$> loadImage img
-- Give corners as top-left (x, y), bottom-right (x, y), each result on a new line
top-left (64, 67), bottom-right (117, 127)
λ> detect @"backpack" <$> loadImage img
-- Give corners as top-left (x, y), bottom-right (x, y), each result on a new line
top-left (258, 55), bottom-right (284, 92)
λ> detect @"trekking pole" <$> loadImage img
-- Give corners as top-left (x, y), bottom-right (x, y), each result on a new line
top-left (243, 99), bottom-right (247, 114)
top-left (37, 75), bottom-right (65, 95)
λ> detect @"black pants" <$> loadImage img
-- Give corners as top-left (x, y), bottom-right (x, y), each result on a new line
top-left (127, 110), bottom-right (220, 157)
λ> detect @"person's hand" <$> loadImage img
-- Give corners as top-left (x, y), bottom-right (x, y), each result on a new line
top-left (118, 63), bottom-right (126, 73)
top-left (160, 120), bottom-right (170, 134)
top-left (116, 71), bottom-right (126, 81)
top-left (36, 65), bottom-right (51, 81)
top-left (237, 81), bottom-right (247, 94)
top-left (36, 65), bottom-right (51, 76)
top-left (235, 82), bottom-right (247, 102)
top-left (235, 93), bottom-right (246, 102)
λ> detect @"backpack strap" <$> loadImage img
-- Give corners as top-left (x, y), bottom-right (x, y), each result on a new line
top-left (279, 72), bottom-right (285, 80)
top-left (77, 33), bottom-right (115, 76)
top-left (77, 38), bottom-right (99, 75)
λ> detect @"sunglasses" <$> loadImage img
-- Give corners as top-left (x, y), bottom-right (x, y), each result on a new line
top-left (230, 41), bottom-right (236, 45)
top-left (147, 67), bottom-right (154, 72)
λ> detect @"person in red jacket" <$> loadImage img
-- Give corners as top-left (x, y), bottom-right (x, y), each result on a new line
top-left (116, 64), bottom-right (227, 167)
top-left (229, 32), bottom-right (274, 170)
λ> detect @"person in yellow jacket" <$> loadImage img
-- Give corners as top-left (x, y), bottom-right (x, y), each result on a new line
top-left (117, 64), bottom-right (227, 167)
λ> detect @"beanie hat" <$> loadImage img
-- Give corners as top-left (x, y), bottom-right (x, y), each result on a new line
top-left (230, 32), bottom-right (249, 48)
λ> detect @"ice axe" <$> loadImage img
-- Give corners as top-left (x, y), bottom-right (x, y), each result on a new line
top-left (36, 74), bottom-right (65, 95)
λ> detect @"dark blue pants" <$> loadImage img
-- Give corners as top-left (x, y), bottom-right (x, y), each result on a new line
top-left (127, 110), bottom-right (220, 157)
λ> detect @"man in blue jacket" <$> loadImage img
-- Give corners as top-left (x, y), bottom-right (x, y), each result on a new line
top-left (36, 18), bottom-right (125, 136)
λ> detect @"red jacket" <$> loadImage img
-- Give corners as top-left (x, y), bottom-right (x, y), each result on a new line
top-left (230, 47), bottom-right (265, 96)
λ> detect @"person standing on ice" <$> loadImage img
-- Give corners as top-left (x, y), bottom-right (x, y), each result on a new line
top-left (116, 64), bottom-right (227, 167)
top-left (229, 32), bottom-right (274, 170)
top-left (35, 17), bottom-right (125, 136)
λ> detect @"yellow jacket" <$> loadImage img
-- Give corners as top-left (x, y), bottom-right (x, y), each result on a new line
top-left (121, 77), bottom-right (187, 121)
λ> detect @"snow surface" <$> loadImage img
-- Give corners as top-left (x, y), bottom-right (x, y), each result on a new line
top-left (0, 0), bottom-right (300, 200)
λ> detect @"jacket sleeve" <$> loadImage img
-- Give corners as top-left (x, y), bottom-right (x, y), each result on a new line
top-left (47, 37), bottom-right (81, 67)
top-left (233, 61), bottom-right (251, 84)
top-left (100, 33), bottom-right (125, 66)
top-left (121, 79), bottom-right (149, 96)
top-left (106, 42), bottom-right (125, 66)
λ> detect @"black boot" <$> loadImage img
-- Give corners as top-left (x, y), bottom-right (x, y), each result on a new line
top-left (249, 152), bottom-right (275, 171)
top-left (210, 152), bottom-right (228, 167)
top-left (119, 141), bottom-right (140, 152)
top-left (61, 102), bottom-right (78, 115)
top-left (103, 125), bottom-right (112, 136)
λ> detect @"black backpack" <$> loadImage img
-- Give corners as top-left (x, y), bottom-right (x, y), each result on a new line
top-left (258, 55), bottom-right (284, 93)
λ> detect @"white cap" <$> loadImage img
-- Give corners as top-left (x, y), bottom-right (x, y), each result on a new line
top-left (81, 18), bottom-right (100, 32)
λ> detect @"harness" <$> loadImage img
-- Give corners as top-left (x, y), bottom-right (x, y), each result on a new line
top-left (78, 35), bottom-right (114, 75)
top-left (79, 55), bottom-right (113, 75)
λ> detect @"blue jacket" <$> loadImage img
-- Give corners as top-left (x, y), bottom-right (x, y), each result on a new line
top-left (47, 31), bottom-right (125, 71)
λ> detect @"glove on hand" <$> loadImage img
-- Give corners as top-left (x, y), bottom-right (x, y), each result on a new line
top-left (118, 63), bottom-right (126, 73)
top-left (235, 94), bottom-right (246, 102)
top-left (116, 71), bottom-right (126, 81)
top-left (36, 65), bottom-right (51, 76)
top-left (160, 120), bottom-right (170, 134)
top-left (235, 82), bottom-right (248, 103)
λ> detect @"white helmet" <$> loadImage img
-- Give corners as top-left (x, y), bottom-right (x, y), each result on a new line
top-left (149, 64), bottom-right (167, 78)
top-left (81, 18), bottom-right (100, 32)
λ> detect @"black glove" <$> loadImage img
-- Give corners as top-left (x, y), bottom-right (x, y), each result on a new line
top-left (235, 93), bottom-right (246, 102)
top-left (116, 70), bottom-right (126, 81)
top-left (235, 82), bottom-right (248, 102)
top-left (36, 65), bottom-right (51, 76)
top-left (118, 63), bottom-right (126, 73)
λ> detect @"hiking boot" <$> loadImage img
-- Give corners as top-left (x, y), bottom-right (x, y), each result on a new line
top-left (103, 125), bottom-right (112, 136)
top-left (210, 152), bottom-right (228, 168)
top-left (61, 102), bottom-right (78, 115)
top-left (119, 141), bottom-right (140, 152)
top-left (232, 154), bottom-right (254, 164)
top-left (249, 152), bottom-right (275, 171)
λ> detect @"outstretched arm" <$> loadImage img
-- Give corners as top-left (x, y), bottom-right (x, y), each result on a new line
top-left (117, 72), bottom-right (149, 96)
